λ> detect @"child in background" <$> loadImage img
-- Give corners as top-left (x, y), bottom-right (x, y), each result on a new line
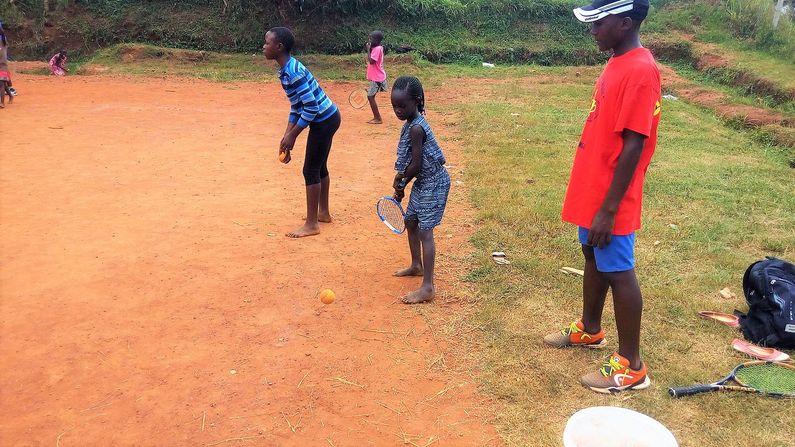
top-left (49, 50), bottom-right (68, 76)
top-left (0, 22), bottom-right (12, 108)
top-left (365, 31), bottom-right (387, 124)
top-left (544, 0), bottom-right (661, 394)
top-left (390, 76), bottom-right (451, 304)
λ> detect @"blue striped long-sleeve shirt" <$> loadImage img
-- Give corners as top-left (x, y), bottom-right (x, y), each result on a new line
top-left (278, 57), bottom-right (338, 128)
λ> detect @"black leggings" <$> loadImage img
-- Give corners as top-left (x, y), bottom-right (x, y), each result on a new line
top-left (303, 110), bottom-right (341, 185)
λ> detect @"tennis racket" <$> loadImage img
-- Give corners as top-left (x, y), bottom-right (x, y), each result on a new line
top-left (348, 88), bottom-right (368, 109)
top-left (669, 361), bottom-right (795, 398)
top-left (376, 196), bottom-right (406, 234)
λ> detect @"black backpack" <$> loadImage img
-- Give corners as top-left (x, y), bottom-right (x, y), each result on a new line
top-left (737, 257), bottom-right (795, 349)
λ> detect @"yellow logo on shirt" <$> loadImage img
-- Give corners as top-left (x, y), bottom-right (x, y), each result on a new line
top-left (589, 98), bottom-right (597, 114)
top-left (654, 100), bottom-right (661, 116)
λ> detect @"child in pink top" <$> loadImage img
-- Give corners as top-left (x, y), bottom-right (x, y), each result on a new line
top-left (365, 31), bottom-right (387, 124)
top-left (0, 22), bottom-right (13, 109)
top-left (49, 50), bottom-right (68, 76)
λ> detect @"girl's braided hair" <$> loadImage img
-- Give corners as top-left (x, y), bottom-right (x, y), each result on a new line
top-left (392, 75), bottom-right (425, 115)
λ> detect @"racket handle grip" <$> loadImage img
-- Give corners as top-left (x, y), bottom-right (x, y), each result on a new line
top-left (668, 384), bottom-right (716, 398)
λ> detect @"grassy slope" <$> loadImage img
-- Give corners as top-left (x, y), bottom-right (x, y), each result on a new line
top-left (451, 71), bottom-right (794, 446)
top-left (666, 62), bottom-right (795, 117)
top-left (646, 0), bottom-right (794, 100)
top-left (713, 44), bottom-right (795, 92)
top-left (647, 0), bottom-right (795, 61)
top-left (2, 0), bottom-right (601, 64)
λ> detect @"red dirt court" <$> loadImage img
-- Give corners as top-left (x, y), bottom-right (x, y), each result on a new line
top-left (0, 73), bottom-right (499, 446)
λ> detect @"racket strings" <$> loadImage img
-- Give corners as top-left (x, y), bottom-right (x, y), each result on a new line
top-left (349, 90), bottom-right (368, 109)
top-left (735, 363), bottom-right (795, 395)
top-left (377, 199), bottom-right (405, 233)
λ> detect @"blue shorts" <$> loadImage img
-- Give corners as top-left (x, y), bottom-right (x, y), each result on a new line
top-left (578, 227), bottom-right (636, 273)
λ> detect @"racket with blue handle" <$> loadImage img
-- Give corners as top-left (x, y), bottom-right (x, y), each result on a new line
top-left (376, 196), bottom-right (406, 234)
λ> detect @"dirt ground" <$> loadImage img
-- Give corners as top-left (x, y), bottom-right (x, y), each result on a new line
top-left (0, 74), bottom-right (499, 446)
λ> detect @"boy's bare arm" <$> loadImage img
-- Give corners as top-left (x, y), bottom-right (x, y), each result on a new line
top-left (588, 129), bottom-right (646, 248)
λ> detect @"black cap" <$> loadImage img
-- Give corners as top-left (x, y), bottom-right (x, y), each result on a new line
top-left (573, 0), bottom-right (649, 23)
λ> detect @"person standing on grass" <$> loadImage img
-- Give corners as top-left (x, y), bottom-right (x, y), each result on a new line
top-left (543, 0), bottom-right (661, 394)
top-left (0, 22), bottom-right (13, 109)
top-left (263, 27), bottom-right (341, 238)
top-left (365, 30), bottom-right (387, 124)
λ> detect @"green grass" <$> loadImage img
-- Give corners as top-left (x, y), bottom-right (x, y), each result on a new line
top-left (77, 44), bottom-right (274, 82)
top-left (714, 43), bottom-right (795, 92)
top-left (68, 43), bottom-right (593, 84)
top-left (648, 0), bottom-right (795, 61)
top-left (667, 62), bottom-right (795, 117)
top-left (449, 71), bottom-right (794, 446)
top-left (645, 1), bottom-right (794, 106)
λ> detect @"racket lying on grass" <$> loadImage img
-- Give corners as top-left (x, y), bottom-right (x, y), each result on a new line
top-left (376, 196), bottom-right (405, 234)
top-left (348, 88), bottom-right (368, 109)
top-left (668, 361), bottom-right (795, 398)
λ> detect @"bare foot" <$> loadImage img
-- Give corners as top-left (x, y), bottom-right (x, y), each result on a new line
top-left (7, 96), bottom-right (12, 104)
top-left (401, 286), bottom-right (435, 304)
top-left (303, 214), bottom-right (332, 223)
top-left (393, 266), bottom-right (423, 277)
top-left (367, 119), bottom-right (382, 124)
top-left (286, 223), bottom-right (320, 238)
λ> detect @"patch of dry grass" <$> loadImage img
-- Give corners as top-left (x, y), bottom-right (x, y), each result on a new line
top-left (448, 74), bottom-right (795, 446)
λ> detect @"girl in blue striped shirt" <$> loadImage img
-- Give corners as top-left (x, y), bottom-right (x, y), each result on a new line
top-left (264, 27), bottom-right (341, 238)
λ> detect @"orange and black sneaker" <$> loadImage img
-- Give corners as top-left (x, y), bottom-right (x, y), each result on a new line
top-left (580, 352), bottom-right (651, 394)
top-left (543, 320), bottom-right (606, 349)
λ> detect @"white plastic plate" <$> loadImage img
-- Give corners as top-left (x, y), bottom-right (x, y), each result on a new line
top-left (563, 406), bottom-right (678, 447)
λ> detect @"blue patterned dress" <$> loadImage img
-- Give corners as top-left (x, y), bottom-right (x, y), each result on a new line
top-left (395, 115), bottom-right (451, 231)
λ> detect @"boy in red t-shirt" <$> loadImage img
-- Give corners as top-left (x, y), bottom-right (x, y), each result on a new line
top-left (544, 0), bottom-right (661, 394)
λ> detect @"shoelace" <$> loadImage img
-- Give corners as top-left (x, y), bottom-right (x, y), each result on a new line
top-left (599, 356), bottom-right (625, 377)
top-left (560, 321), bottom-right (581, 336)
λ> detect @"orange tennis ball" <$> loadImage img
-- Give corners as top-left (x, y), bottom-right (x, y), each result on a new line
top-left (279, 151), bottom-right (288, 162)
top-left (319, 289), bottom-right (335, 304)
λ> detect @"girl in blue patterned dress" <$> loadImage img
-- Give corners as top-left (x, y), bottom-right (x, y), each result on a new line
top-left (390, 76), bottom-right (451, 304)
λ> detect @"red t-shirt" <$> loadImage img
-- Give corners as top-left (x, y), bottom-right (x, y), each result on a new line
top-left (562, 47), bottom-right (661, 235)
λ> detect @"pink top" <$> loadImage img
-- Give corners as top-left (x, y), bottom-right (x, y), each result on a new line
top-left (366, 45), bottom-right (386, 82)
top-left (49, 54), bottom-right (67, 76)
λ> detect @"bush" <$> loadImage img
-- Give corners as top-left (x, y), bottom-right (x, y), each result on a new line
top-left (9, 0), bottom-right (790, 66)
top-left (7, 0), bottom-right (601, 64)
top-left (717, 0), bottom-right (794, 56)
